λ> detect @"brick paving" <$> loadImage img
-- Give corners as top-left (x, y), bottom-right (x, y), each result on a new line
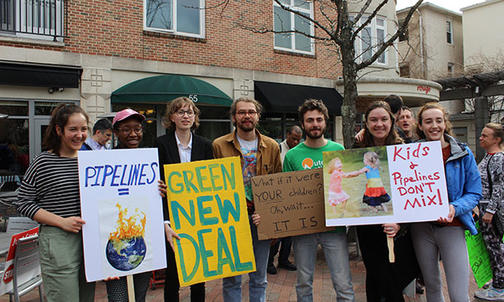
top-left (1, 243), bottom-right (480, 301)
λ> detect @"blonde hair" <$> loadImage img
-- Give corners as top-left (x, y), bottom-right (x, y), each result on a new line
top-left (485, 122), bottom-right (504, 147)
top-left (328, 157), bottom-right (342, 174)
top-left (363, 151), bottom-right (380, 168)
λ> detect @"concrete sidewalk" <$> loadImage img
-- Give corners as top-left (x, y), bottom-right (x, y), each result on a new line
top-left (3, 243), bottom-right (480, 301)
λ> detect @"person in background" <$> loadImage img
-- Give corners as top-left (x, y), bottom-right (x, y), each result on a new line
top-left (15, 104), bottom-right (96, 301)
top-left (213, 98), bottom-right (282, 302)
top-left (283, 99), bottom-right (355, 302)
top-left (411, 102), bottom-right (481, 302)
top-left (397, 106), bottom-right (417, 142)
top-left (475, 122), bottom-right (504, 301)
top-left (267, 125), bottom-right (302, 275)
top-left (155, 97), bottom-right (213, 302)
top-left (105, 109), bottom-right (151, 302)
top-left (80, 118), bottom-right (112, 150)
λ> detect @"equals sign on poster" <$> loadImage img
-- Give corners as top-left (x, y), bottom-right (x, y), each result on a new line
top-left (118, 188), bottom-right (129, 196)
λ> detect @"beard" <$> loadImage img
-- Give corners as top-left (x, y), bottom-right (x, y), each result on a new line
top-left (305, 126), bottom-right (326, 139)
top-left (237, 119), bottom-right (256, 132)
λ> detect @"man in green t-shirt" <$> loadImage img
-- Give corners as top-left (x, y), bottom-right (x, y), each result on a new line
top-left (283, 99), bottom-right (355, 302)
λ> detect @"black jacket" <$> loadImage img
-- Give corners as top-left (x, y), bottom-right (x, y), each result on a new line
top-left (155, 131), bottom-right (214, 220)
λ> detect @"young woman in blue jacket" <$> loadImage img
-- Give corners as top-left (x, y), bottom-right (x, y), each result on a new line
top-left (411, 102), bottom-right (481, 302)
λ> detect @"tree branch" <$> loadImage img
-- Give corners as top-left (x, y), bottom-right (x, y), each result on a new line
top-left (352, 0), bottom-right (373, 26)
top-left (352, 0), bottom-right (388, 40)
top-left (356, 0), bottom-right (423, 70)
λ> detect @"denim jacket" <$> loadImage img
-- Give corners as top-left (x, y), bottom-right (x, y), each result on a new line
top-left (419, 135), bottom-right (482, 235)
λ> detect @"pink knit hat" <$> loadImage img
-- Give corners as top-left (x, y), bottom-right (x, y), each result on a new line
top-left (112, 109), bottom-right (145, 127)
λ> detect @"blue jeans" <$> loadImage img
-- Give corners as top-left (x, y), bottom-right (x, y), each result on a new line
top-left (223, 216), bottom-right (271, 302)
top-left (293, 231), bottom-right (355, 302)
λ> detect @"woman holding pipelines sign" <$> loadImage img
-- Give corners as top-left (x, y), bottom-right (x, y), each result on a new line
top-left (155, 97), bottom-right (214, 302)
top-left (15, 104), bottom-right (96, 301)
top-left (411, 102), bottom-right (481, 302)
top-left (353, 101), bottom-right (420, 302)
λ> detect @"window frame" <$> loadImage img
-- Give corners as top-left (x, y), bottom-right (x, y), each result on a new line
top-left (354, 15), bottom-right (388, 66)
top-left (446, 20), bottom-right (453, 44)
top-left (273, 0), bottom-right (315, 55)
top-left (143, 0), bottom-right (205, 39)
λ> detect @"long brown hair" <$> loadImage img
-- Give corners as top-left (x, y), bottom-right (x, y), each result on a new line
top-left (415, 102), bottom-right (453, 139)
top-left (43, 104), bottom-right (89, 155)
top-left (358, 101), bottom-right (402, 147)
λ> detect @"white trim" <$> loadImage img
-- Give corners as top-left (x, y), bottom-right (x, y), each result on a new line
top-left (354, 16), bottom-right (388, 66)
top-left (273, 0), bottom-right (314, 55)
top-left (143, 0), bottom-right (205, 39)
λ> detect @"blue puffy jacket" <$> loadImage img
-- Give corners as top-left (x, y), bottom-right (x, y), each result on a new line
top-left (442, 135), bottom-right (482, 235)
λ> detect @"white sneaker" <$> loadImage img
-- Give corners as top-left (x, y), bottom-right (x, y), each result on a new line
top-left (475, 286), bottom-right (504, 301)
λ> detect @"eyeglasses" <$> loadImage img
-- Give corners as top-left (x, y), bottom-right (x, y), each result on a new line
top-left (175, 110), bottom-right (195, 117)
top-left (236, 110), bottom-right (258, 116)
top-left (118, 127), bottom-right (143, 135)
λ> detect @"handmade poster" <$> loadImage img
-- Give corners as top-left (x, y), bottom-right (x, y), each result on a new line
top-left (323, 141), bottom-right (449, 226)
top-left (465, 222), bottom-right (493, 288)
top-left (164, 157), bottom-right (255, 287)
top-left (252, 168), bottom-right (335, 240)
top-left (78, 148), bottom-right (166, 282)
top-left (0, 227), bottom-right (39, 295)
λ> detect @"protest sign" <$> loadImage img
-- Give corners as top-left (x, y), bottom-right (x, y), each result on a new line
top-left (78, 148), bottom-right (166, 282)
top-left (252, 168), bottom-right (335, 240)
top-left (465, 222), bottom-right (493, 288)
top-left (164, 157), bottom-right (255, 287)
top-left (323, 141), bottom-right (449, 226)
top-left (0, 227), bottom-right (39, 295)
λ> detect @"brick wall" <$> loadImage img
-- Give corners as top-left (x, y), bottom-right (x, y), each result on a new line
top-left (0, 0), bottom-right (342, 80)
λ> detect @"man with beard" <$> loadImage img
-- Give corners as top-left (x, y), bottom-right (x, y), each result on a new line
top-left (397, 106), bottom-right (417, 142)
top-left (283, 99), bottom-right (355, 302)
top-left (213, 98), bottom-right (282, 302)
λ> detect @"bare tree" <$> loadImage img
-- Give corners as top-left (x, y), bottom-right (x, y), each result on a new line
top-left (220, 0), bottom-right (423, 147)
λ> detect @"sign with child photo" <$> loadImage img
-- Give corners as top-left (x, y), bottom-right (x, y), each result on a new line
top-left (323, 141), bottom-right (449, 226)
top-left (164, 157), bottom-right (255, 287)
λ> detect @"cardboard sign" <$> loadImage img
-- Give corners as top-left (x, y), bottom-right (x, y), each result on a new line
top-left (323, 141), bottom-right (449, 226)
top-left (466, 222), bottom-right (493, 288)
top-left (78, 148), bottom-right (166, 282)
top-left (0, 227), bottom-right (39, 295)
top-left (252, 168), bottom-right (335, 240)
top-left (164, 157), bottom-right (255, 287)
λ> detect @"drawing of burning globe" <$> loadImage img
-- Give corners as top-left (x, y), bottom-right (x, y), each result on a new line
top-left (106, 203), bottom-right (147, 271)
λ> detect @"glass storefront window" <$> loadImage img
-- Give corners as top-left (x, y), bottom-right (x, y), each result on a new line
top-left (35, 102), bottom-right (61, 115)
top-left (0, 101), bottom-right (28, 116)
top-left (0, 118), bottom-right (29, 190)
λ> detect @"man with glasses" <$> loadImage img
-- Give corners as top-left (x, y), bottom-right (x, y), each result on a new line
top-left (81, 118), bottom-right (112, 150)
top-left (213, 98), bottom-right (282, 302)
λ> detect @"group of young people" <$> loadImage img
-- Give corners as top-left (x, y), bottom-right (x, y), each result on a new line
top-left (11, 94), bottom-right (504, 302)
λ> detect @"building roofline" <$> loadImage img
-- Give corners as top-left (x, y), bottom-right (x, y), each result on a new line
top-left (461, 0), bottom-right (500, 12)
top-left (397, 2), bottom-right (462, 17)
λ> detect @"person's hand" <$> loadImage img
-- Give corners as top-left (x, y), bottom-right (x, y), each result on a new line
top-left (252, 213), bottom-right (261, 226)
top-left (103, 276), bottom-right (120, 282)
top-left (165, 224), bottom-right (180, 250)
top-left (355, 129), bottom-right (365, 143)
top-left (437, 205), bottom-right (455, 223)
top-left (60, 217), bottom-right (85, 233)
top-left (158, 180), bottom-right (167, 198)
top-left (482, 212), bottom-right (494, 224)
top-left (382, 223), bottom-right (400, 238)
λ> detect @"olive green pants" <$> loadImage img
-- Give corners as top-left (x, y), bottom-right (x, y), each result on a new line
top-left (39, 226), bottom-right (95, 302)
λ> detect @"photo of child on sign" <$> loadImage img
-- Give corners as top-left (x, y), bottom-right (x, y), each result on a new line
top-left (323, 147), bottom-right (394, 220)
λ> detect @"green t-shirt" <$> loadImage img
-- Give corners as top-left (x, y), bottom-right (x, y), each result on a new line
top-left (283, 140), bottom-right (346, 233)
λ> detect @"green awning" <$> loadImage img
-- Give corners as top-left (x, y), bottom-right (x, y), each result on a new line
top-left (111, 74), bottom-right (232, 106)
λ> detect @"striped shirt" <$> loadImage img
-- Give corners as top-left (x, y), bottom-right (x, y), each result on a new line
top-left (15, 151), bottom-right (82, 219)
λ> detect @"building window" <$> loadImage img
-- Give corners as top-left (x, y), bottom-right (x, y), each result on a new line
top-left (354, 16), bottom-right (387, 65)
top-left (447, 62), bottom-right (454, 76)
top-left (144, 0), bottom-right (205, 38)
top-left (273, 0), bottom-right (314, 55)
top-left (0, 0), bottom-right (64, 41)
top-left (400, 64), bottom-right (410, 77)
top-left (446, 20), bottom-right (452, 44)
